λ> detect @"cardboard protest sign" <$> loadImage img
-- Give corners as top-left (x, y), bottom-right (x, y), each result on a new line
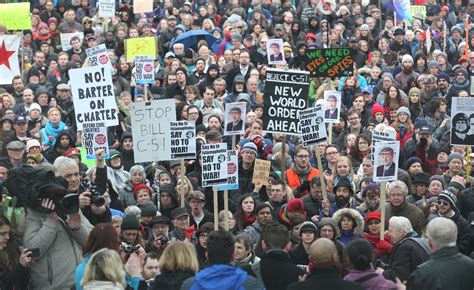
top-left (133, 0), bottom-right (153, 13)
top-left (82, 122), bottom-right (110, 160)
top-left (410, 5), bottom-right (426, 20)
top-left (86, 44), bottom-right (114, 74)
top-left (60, 32), bottom-right (84, 51)
top-left (305, 48), bottom-right (353, 77)
top-left (323, 91), bottom-right (341, 123)
top-left (135, 56), bottom-right (155, 84)
top-left (131, 99), bottom-right (176, 163)
top-left (224, 102), bottom-right (246, 136)
top-left (201, 143), bottom-right (228, 187)
top-left (252, 159), bottom-right (271, 186)
top-left (371, 128), bottom-right (397, 165)
top-left (69, 66), bottom-right (119, 130)
top-left (125, 37), bottom-right (157, 62)
top-left (267, 39), bottom-right (286, 65)
top-left (170, 121), bottom-right (196, 160)
top-left (98, 0), bottom-right (115, 17)
top-left (0, 3), bottom-right (31, 30)
top-left (451, 97), bottom-right (474, 146)
top-left (216, 150), bottom-right (239, 190)
top-left (299, 106), bottom-right (327, 146)
top-left (373, 141), bottom-right (400, 182)
top-left (262, 68), bottom-right (310, 135)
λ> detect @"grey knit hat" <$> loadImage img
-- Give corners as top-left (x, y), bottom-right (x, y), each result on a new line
top-left (397, 106), bottom-right (411, 118)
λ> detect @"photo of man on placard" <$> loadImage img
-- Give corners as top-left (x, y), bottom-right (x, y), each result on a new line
top-left (226, 107), bottom-right (243, 132)
top-left (324, 95), bottom-right (339, 120)
top-left (376, 147), bottom-right (396, 177)
top-left (267, 39), bottom-right (285, 65)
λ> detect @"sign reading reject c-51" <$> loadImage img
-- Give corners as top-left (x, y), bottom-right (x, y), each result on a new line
top-left (305, 48), bottom-right (353, 77)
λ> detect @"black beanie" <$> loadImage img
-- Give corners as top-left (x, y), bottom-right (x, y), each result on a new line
top-left (121, 214), bottom-right (140, 230)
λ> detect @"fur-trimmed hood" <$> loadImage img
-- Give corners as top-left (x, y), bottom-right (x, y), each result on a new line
top-left (332, 208), bottom-right (365, 236)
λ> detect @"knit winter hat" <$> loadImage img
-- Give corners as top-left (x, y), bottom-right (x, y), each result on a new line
top-left (361, 183), bottom-right (380, 197)
top-left (448, 152), bottom-right (464, 165)
top-left (449, 175), bottom-right (466, 192)
top-left (429, 175), bottom-right (447, 190)
top-left (121, 214), bottom-right (140, 230)
top-left (136, 201), bottom-right (157, 217)
top-left (405, 157), bottom-right (422, 170)
top-left (26, 139), bottom-right (41, 152)
top-left (241, 142), bottom-right (258, 155)
top-left (286, 198), bottom-right (306, 216)
top-left (437, 72), bottom-right (449, 81)
top-left (364, 211), bottom-right (381, 223)
top-left (133, 183), bottom-right (153, 196)
top-left (299, 221), bottom-right (317, 235)
top-left (29, 103), bottom-right (42, 114)
top-left (438, 190), bottom-right (457, 209)
top-left (402, 54), bottom-right (413, 63)
top-left (427, 60), bottom-right (438, 69)
top-left (397, 106), bottom-right (411, 118)
top-left (455, 67), bottom-right (469, 80)
top-left (371, 103), bottom-right (385, 118)
top-left (408, 87), bottom-right (421, 97)
top-left (414, 118), bottom-right (428, 129)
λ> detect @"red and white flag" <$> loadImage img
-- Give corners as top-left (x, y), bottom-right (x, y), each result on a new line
top-left (0, 35), bottom-right (21, 85)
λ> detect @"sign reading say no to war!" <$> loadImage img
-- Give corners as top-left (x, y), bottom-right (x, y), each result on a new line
top-left (135, 56), bottom-right (155, 84)
top-left (201, 143), bottom-right (228, 187)
top-left (70, 66), bottom-right (119, 130)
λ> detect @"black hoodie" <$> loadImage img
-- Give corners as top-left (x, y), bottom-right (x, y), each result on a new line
top-left (44, 129), bottom-right (75, 163)
top-left (119, 131), bottom-right (134, 171)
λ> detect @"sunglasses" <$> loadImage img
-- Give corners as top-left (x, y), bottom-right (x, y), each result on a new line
top-left (438, 200), bottom-right (450, 207)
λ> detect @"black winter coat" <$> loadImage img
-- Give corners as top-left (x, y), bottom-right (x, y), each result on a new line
top-left (407, 247), bottom-right (474, 290)
top-left (289, 244), bottom-right (309, 266)
top-left (152, 271), bottom-right (194, 290)
top-left (287, 266), bottom-right (365, 290)
top-left (383, 232), bottom-right (430, 282)
top-left (260, 249), bottom-right (303, 290)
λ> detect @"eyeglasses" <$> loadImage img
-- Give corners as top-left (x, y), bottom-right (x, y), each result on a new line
top-left (348, 117), bottom-right (360, 121)
top-left (368, 220), bottom-right (381, 225)
top-left (438, 200), bottom-right (450, 206)
top-left (296, 155), bottom-right (309, 159)
top-left (326, 151), bottom-right (339, 156)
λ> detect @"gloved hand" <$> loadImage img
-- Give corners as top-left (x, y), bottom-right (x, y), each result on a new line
top-left (252, 135), bottom-right (264, 149)
top-left (376, 239), bottom-right (393, 252)
top-left (185, 226), bottom-right (195, 240)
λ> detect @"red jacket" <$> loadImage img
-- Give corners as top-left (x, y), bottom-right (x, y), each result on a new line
top-left (286, 167), bottom-right (320, 195)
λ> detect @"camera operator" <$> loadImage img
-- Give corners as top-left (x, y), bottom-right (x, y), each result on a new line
top-left (145, 215), bottom-right (172, 255)
top-left (23, 157), bottom-right (93, 289)
top-left (77, 149), bottom-right (112, 225)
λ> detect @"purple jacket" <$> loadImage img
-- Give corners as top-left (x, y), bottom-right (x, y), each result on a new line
top-left (344, 269), bottom-right (397, 290)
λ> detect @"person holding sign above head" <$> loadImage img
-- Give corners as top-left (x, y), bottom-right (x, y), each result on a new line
top-left (376, 147), bottom-right (396, 177)
top-left (226, 107), bottom-right (243, 132)
top-left (324, 95), bottom-right (339, 120)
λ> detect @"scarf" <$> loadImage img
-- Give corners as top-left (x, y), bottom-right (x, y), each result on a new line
top-left (294, 164), bottom-right (311, 182)
top-left (243, 213), bottom-right (256, 226)
top-left (42, 121), bottom-right (67, 147)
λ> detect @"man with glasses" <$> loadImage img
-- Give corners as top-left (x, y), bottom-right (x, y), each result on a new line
top-left (226, 49), bottom-right (254, 90)
top-left (384, 181), bottom-right (425, 235)
top-left (286, 145), bottom-right (320, 196)
top-left (324, 145), bottom-right (340, 176)
top-left (336, 108), bottom-right (370, 151)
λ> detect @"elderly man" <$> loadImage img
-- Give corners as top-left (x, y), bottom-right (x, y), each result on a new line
top-left (381, 216), bottom-right (429, 283)
top-left (23, 157), bottom-right (93, 289)
top-left (385, 181), bottom-right (425, 235)
top-left (407, 218), bottom-right (474, 289)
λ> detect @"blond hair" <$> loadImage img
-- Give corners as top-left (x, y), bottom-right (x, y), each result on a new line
top-left (82, 248), bottom-right (126, 288)
top-left (158, 241), bottom-right (199, 274)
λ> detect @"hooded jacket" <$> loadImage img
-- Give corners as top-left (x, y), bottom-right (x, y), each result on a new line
top-left (332, 208), bottom-right (365, 245)
top-left (43, 129), bottom-right (76, 163)
top-left (119, 132), bottom-right (134, 172)
top-left (181, 264), bottom-right (262, 290)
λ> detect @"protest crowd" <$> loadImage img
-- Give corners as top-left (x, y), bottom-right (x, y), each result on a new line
top-left (2, 0), bottom-right (474, 289)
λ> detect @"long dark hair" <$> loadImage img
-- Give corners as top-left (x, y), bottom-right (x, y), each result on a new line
top-left (83, 223), bottom-right (121, 256)
top-left (0, 216), bottom-right (20, 277)
top-left (234, 193), bottom-right (257, 231)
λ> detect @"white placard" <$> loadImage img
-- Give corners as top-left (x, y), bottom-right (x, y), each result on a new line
top-left (201, 143), bottom-right (228, 187)
top-left (131, 99), bottom-right (176, 163)
top-left (98, 0), bottom-right (115, 17)
top-left (82, 122), bottom-right (110, 160)
top-left (69, 66), bottom-right (119, 130)
top-left (451, 97), bottom-right (474, 146)
top-left (216, 150), bottom-right (239, 190)
top-left (135, 56), bottom-right (155, 84)
top-left (373, 141), bottom-right (400, 182)
top-left (224, 102), bottom-right (246, 136)
top-left (267, 38), bottom-right (286, 65)
top-left (60, 32), bottom-right (84, 51)
top-left (371, 129), bottom-right (397, 165)
top-left (86, 44), bottom-right (114, 73)
top-left (299, 106), bottom-right (327, 146)
top-left (170, 121), bottom-right (196, 160)
top-left (323, 90), bottom-right (341, 123)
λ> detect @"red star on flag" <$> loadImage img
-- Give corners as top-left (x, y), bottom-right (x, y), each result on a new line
top-left (0, 40), bottom-right (15, 70)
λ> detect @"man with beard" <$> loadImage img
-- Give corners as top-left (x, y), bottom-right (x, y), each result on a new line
top-left (55, 83), bottom-right (76, 129)
top-left (199, 64), bottom-right (220, 93)
top-left (250, 33), bottom-right (268, 67)
top-left (11, 76), bottom-right (25, 104)
top-left (119, 132), bottom-right (134, 171)
top-left (437, 72), bottom-right (450, 98)
top-left (390, 27), bottom-right (410, 53)
top-left (326, 176), bottom-right (358, 217)
top-left (446, 67), bottom-right (470, 114)
top-left (395, 54), bottom-right (419, 89)
top-left (384, 180), bottom-right (425, 235)
top-left (188, 58), bottom-right (207, 85)
top-left (286, 145), bottom-right (320, 194)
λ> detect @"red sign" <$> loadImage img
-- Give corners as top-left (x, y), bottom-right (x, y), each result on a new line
top-left (144, 63), bottom-right (153, 72)
top-left (95, 133), bottom-right (107, 145)
top-left (228, 162), bottom-right (237, 174)
top-left (99, 54), bottom-right (109, 64)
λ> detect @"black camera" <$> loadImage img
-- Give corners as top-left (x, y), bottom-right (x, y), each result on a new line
top-left (82, 181), bottom-right (105, 207)
top-left (121, 243), bottom-right (140, 254)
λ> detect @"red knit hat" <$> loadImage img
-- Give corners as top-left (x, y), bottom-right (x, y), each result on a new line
top-left (286, 198), bottom-right (306, 216)
top-left (372, 103), bottom-right (384, 118)
top-left (364, 211), bottom-right (381, 224)
top-left (133, 184), bottom-right (153, 199)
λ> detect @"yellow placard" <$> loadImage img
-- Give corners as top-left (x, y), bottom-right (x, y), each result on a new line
top-left (252, 159), bottom-right (271, 186)
top-left (410, 5), bottom-right (426, 20)
top-left (125, 37), bottom-right (157, 62)
top-left (0, 3), bottom-right (32, 30)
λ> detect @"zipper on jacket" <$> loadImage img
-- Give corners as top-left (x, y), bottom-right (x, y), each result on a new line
top-left (47, 253), bottom-right (53, 285)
